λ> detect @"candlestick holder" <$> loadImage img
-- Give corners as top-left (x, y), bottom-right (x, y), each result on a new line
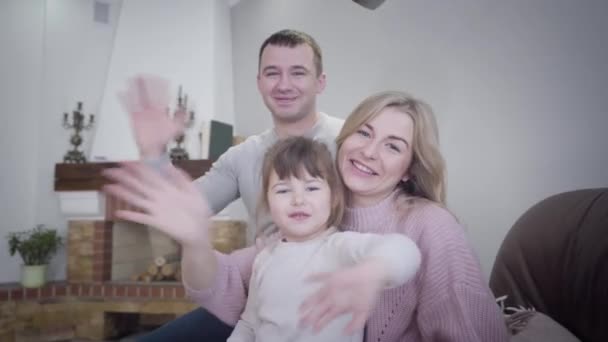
top-left (62, 102), bottom-right (94, 163)
top-left (169, 86), bottom-right (195, 161)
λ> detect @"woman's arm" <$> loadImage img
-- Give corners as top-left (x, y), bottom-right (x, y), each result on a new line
top-left (184, 245), bottom-right (259, 326)
top-left (417, 285), bottom-right (509, 342)
top-left (226, 254), bottom-right (263, 342)
top-left (414, 208), bottom-right (509, 342)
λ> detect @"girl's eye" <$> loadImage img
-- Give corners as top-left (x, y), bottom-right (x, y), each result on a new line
top-left (306, 186), bottom-right (319, 192)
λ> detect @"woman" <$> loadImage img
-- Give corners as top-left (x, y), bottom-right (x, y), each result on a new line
top-left (299, 91), bottom-right (509, 340)
top-left (104, 91), bottom-right (509, 341)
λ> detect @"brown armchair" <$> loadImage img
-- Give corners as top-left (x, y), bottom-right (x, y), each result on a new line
top-left (490, 188), bottom-right (608, 342)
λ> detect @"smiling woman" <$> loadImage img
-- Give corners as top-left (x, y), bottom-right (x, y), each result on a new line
top-left (337, 106), bottom-right (414, 207)
top-left (336, 91), bottom-right (446, 207)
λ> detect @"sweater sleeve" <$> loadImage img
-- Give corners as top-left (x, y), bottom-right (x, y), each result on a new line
top-left (193, 144), bottom-right (242, 214)
top-left (184, 245), bottom-right (259, 326)
top-left (417, 284), bottom-right (509, 342)
top-left (226, 253), bottom-right (265, 342)
top-left (329, 232), bottom-right (421, 288)
top-left (412, 207), bottom-right (509, 342)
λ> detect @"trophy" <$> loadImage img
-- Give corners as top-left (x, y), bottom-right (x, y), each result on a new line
top-left (62, 102), bottom-right (94, 163)
top-left (169, 86), bottom-right (195, 161)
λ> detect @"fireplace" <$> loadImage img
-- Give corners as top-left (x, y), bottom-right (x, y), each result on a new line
top-left (0, 159), bottom-right (249, 341)
top-left (56, 159), bottom-right (247, 285)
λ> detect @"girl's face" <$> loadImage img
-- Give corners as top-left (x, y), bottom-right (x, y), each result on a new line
top-left (267, 169), bottom-right (332, 242)
top-left (338, 107), bottom-right (414, 207)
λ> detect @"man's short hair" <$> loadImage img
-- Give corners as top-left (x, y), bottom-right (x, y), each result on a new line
top-left (258, 29), bottom-right (323, 76)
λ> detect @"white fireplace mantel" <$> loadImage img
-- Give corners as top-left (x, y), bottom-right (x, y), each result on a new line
top-left (57, 191), bottom-right (106, 220)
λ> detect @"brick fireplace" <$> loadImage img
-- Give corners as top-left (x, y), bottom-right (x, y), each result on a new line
top-left (0, 160), bottom-right (247, 342)
top-left (57, 160), bottom-right (213, 286)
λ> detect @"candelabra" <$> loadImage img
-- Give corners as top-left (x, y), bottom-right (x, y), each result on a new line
top-left (62, 102), bottom-right (94, 163)
top-left (169, 86), bottom-right (195, 161)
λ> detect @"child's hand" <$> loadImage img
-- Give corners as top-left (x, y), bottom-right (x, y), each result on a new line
top-left (102, 162), bottom-right (212, 249)
top-left (298, 258), bottom-right (388, 335)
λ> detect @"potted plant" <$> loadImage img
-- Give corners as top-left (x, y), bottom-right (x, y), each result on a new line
top-left (6, 224), bottom-right (63, 288)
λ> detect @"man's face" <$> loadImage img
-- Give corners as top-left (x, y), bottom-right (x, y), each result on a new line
top-left (257, 44), bottom-right (326, 124)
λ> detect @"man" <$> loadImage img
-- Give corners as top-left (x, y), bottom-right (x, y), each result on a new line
top-left (118, 29), bottom-right (343, 341)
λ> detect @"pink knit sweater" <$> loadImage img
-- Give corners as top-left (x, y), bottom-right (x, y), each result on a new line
top-left (186, 192), bottom-right (510, 341)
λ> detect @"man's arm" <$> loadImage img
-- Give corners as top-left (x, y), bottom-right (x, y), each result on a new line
top-left (193, 145), bottom-right (242, 214)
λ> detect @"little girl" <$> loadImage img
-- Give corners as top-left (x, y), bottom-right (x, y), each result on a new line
top-left (227, 136), bottom-right (421, 342)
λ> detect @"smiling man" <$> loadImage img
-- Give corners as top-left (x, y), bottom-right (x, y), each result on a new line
top-left (135, 29), bottom-right (344, 341)
top-left (192, 29), bottom-right (344, 235)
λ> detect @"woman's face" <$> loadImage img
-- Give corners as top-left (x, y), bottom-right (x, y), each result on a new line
top-left (338, 107), bottom-right (414, 207)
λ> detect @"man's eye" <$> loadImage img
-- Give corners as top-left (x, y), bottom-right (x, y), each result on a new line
top-left (275, 189), bottom-right (289, 194)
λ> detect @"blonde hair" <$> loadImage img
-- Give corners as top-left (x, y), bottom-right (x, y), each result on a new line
top-left (336, 91), bottom-right (447, 206)
top-left (257, 137), bottom-right (345, 236)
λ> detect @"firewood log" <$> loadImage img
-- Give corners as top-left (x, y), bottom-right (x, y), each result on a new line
top-left (148, 263), bottom-right (160, 276)
top-left (154, 253), bottom-right (180, 267)
top-left (160, 262), bottom-right (180, 277)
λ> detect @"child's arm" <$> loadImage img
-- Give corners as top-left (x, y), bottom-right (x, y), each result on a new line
top-left (299, 232), bottom-right (421, 333)
top-left (332, 231), bottom-right (421, 287)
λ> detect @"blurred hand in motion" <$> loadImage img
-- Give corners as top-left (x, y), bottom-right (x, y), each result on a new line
top-left (118, 74), bottom-right (186, 158)
top-left (299, 258), bottom-right (388, 335)
top-left (102, 162), bottom-right (211, 249)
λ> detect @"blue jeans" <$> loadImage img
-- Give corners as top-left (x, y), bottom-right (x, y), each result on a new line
top-left (137, 308), bottom-right (234, 341)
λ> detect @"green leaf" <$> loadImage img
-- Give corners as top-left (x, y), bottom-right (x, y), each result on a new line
top-left (5, 224), bottom-right (63, 265)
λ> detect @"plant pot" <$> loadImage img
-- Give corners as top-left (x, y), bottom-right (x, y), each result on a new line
top-left (21, 264), bottom-right (47, 288)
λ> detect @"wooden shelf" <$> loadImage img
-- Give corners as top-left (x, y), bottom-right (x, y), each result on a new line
top-left (54, 159), bottom-right (213, 191)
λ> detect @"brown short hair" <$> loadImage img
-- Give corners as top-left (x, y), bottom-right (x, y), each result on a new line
top-left (259, 137), bottom-right (344, 233)
top-left (258, 29), bottom-right (323, 76)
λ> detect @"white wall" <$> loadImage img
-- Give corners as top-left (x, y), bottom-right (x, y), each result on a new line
top-left (0, 0), bottom-right (121, 283)
top-left (1, 0), bottom-right (238, 283)
top-left (231, 0), bottom-right (608, 276)
top-left (0, 0), bottom-right (45, 283)
top-left (34, 0), bottom-right (123, 281)
top-left (91, 0), bottom-right (236, 161)
top-left (212, 0), bottom-right (236, 125)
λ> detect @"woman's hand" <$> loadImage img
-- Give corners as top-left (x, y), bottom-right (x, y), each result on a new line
top-left (118, 74), bottom-right (186, 158)
top-left (102, 162), bottom-right (212, 249)
top-left (299, 258), bottom-right (389, 335)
